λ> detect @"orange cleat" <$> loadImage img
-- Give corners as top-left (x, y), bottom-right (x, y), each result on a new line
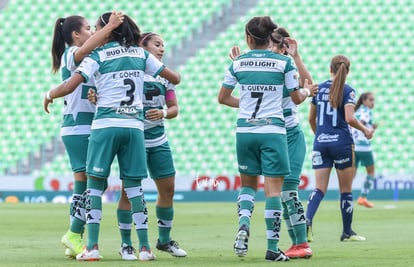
top-left (284, 243), bottom-right (312, 259)
top-left (357, 197), bottom-right (374, 208)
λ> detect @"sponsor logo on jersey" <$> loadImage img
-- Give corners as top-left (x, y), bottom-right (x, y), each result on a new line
top-left (116, 106), bottom-right (138, 115)
top-left (317, 133), bottom-right (339, 143)
top-left (240, 60), bottom-right (277, 68)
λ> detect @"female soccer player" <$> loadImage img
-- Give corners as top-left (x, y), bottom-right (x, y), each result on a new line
top-left (270, 27), bottom-right (316, 259)
top-left (228, 27), bottom-right (317, 259)
top-left (44, 12), bottom-right (180, 261)
top-left (305, 55), bottom-right (374, 242)
top-left (115, 32), bottom-right (187, 260)
top-left (49, 11), bottom-right (124, 259)
top-left (352, 92), bottom-right (377, 208)
top-left (218, 16), bottom-right (297, 262)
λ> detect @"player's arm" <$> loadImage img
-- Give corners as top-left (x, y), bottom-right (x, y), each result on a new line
top-left (74, 11), bottom-right (124, 64)
top-left (308, 102), bottom-right (317, 133)
top-left (43, 73), bottom-right (84, 113)
top-left (145, 91), bottom-right (178, 120)
top-left (159, 67), bottom-right (180, 85)
top-left (345, 104), bottom-right (373, 139)
top-left (218, 86), bottom-right (239, 108)
top-left (289, 78), bottom-right (318, 105)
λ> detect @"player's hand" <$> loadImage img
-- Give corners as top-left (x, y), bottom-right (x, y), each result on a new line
top-left (108, 11), bottom-right (124, 28)
top-left (285, 37), bottom-right (298, 57)
top-left (229, 46), bottom-right (241, 60)
top-left (88, 89), bottom-right (97, 104)
top-left (43, 97), bottom-right (53, 114)
top-left (145, 108), bottom-right (164, 120)
top-left (303, 79), bottom-right (318, 97)
top-left (364, 128), bottom-right (374, 140)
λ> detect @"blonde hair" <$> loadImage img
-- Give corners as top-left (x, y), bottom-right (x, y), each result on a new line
top-left (329, 55), bottom-right (350, 108)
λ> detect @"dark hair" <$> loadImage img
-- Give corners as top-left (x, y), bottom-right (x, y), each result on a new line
top-left (245, 16), bottom-right (277, 47)
top-left (355, 92), bottom-right (373, 111)
top-left (98, 12), bottom-right (141, 48)
top-left (329, 55), bottom-right (350, 108)
top-left (51, 15), bottom-right (85, 73)
top-left (270, 27), bottom-right (290, 55)
top-left (139, 32), bottom-right (158, 47)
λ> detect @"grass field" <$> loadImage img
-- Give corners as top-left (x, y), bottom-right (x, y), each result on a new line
top-left (1, 200), bottom-right (413, 267)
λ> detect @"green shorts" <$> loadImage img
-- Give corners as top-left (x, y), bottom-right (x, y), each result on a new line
top-left (61, 134), bottom-right (89, 173)
top-left (86, 127), bottom-right (147, 180)
top-left (354, 150), bottom-right (374, 167)
top-left (236, 132), bottom-right (290, 177)
top-left (146, 141), bottom-right (176, 179)
top-left (285, 126), bottom-right (306, 184)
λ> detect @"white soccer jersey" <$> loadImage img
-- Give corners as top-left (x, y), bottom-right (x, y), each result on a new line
top-left (76, 42), bottom-right (165, 131)
top-left (282, 59), bottom-right (300, 128)
top-left (143, 74), bottom-right (175, 147)
top-left (60, 46), bottom-right (96, 136)
top-left (222, 49), bottom-right (298, 134)
top-left (352, 105), bottom-right (374, 151)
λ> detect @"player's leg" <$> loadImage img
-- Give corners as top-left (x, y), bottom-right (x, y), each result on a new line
top-left (336, 146), bottom-right (366, 242)
top-left (61, 135), bottom-right (89, 258)
top-left (117, 184), bottom-right (137, 260)
top-left (118, 128), bottom-right (155, 261)
top-left (147, 143), bottom-right (187, 257)
top-left (233, 133), bottom-right (259, 257)
top-left (282, 128), bottom-right (311, 258)
top-left (357, 151), bottom-right (375, 208)
top-left (262, 133), bottom-right (290, 261)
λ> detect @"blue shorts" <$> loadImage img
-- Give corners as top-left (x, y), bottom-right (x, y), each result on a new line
top-left (312, 144), bottom-right (354, 170)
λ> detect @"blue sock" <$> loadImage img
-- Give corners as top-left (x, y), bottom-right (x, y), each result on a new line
top-left (340, 192), bottom-right (353, 234)
top-left (306, 189), bottom-right (324, 225)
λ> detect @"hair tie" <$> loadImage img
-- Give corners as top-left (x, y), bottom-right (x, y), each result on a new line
top-left (100, 15), bottom-right (107, 26)
top-left (246, 26), bottom-right (267, 40)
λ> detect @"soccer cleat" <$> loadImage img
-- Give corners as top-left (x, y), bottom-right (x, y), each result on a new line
top-left (156, 239), bottom-right (187, 257)
top-left (284, 242), bottom-right (312, 259)
top-left (265, 249), bottom-right (290, 261)
top-left (139, 246), bottom-right (156, 261)
top-left (307, 225), bottom-right (314, 243)
top-left (76, 245), bottom-right (100, 261)
top-left (284, 245), bottom-right (297, 256)
top-left (340, 231), bottom-right (366, 242)
top-left (119, 243), bottom-right (138, 261)
top-left (357, 197), bottom-right (374, 208)
top-left (61, 231), bottom-right (83, 255)
top-left (65, 248), bottom-right (76, 259)
top-left (233, 224), bottom-right (249, 257)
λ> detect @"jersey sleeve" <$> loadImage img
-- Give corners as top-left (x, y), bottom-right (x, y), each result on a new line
top-left (64, 46), bottom-right (79, 72)
top-left (284, 57), bottom-right (299, 91)
top-left (145, 52), bottom-right (165, 77)
top-left (222, 64), bottom-right (237, 89)
top-left (344, 87), bottom-right (356, 105)
top-left (75, 54), bottom-right (100, 83)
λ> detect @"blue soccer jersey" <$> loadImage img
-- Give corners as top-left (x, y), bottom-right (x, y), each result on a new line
top-left (312, 80), bottom-right (357, 147)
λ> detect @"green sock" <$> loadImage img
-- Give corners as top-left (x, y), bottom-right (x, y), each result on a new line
top-left (156, 206), bottom-right (173, 244)
top-left (282, 201), bottom-right (296, 244)
top-left (117, 208), bottom-right (132, 246)
top-left (85, 178), bottom-right (106, 250)
top-left (69, 181), bottom-right (87, 234)
top-left (124, 179), bottom-right (149, 250)
top-left (237, 186), bottom-right (256, 228)
top-left (70, 180), bottom-right (87, 219)
top-left (361, 175), bottom-right (374, 197)
top-left (264, 196), bottom-right (282, 252)
top-left (281, 189), bottom-right (307, 244)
